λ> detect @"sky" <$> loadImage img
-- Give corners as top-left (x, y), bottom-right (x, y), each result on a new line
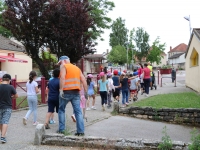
top-left (95, 0), bottom-right (200, 54)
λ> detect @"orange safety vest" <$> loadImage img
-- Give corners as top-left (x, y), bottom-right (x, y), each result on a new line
top-left (63, 63), bottom-right (81, 91)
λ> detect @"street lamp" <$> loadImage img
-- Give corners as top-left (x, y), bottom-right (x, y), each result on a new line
top-left (125, 42), bottom-right (129, 70)
top-left (184, 15), bottom-right (192, 35)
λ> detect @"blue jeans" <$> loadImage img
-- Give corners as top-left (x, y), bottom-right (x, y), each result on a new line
top-left (122, 89), bottom-right (128, 104)
top-left (58, 92), bottom-right (84, 133)
top-left (143, 78), bottom-right (150, 94)
top-left (25, 95), bottom-right (38, 122)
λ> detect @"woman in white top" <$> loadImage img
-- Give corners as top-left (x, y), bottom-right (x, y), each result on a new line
top-left (23, 71), bottom-right (40, 126)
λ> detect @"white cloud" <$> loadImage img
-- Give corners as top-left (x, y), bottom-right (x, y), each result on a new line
top-left (95, 0), bottom-right (200, 54)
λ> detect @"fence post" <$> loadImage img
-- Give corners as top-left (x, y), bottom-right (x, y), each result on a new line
top-left (160, 77), bottom-right (162, 87)
top-left (12, 79), bottom-right (17, 110)
top-left (41, 77), bottom-right (46, 104)
top-left (157, 70), bottom-right (160, 85)
top-left (174, 71), bottom-right (177, 87)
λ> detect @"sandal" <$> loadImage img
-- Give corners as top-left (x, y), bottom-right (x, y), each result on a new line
top-left (45, 123), bottom-right (50, 129)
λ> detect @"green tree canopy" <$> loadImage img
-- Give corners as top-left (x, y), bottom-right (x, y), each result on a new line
top-left (134, 27), bottom-right (150, 63)
top-left (109, 17), bottom-right (128, 48)
top-left (146, 37), bottom-right (166, 65)
top-left (0, 1), bottom-right (12, 37)
top-left (89, 0), bottom-right (115, 42)
top-left (107, 45), bottom-right (127, 65)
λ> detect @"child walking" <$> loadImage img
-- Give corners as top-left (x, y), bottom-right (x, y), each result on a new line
top-left (86, 74), bottom-right (96, 110)
top-left (98, 72), bottom-right (108, 111)
top-left (107, 73), bottom-right (115, 108)
top-left (23, 71), bottom-right (40, 126)
top-left (71, 84), bottom-right (88, 122)
top-left (0, 74), bottom-right (18, 143)
top-left (44, 68), bottom-right (60, 129)
top-left (130, 75), bottom-right (140, 101)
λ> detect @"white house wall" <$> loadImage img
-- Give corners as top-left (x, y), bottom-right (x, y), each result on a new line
top-left (1, 53), bottom-right (32, 81)
top-left (185, 35), bottom-right (200, 93)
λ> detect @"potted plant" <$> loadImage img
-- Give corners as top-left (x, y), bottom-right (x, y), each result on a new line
top-left (159, 65), bottom-right (172, 74)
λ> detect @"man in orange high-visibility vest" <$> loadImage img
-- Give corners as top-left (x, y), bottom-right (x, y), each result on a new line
top-left (58, 56), bottom-right (87, 136)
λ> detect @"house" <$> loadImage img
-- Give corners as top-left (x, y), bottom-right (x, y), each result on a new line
top-left (185, 28), bottom-right (200, 93)
top-left (168, 43), bottom-right (187, 69)
top-left (0, 35), bottom-right (32, 81)
top-left (76, 53), bottom-right (107, 75)
top-left (134, 52), bottom-right (167, 68)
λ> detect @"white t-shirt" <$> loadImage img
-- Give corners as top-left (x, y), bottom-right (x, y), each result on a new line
top-left (26, 80), bottom-right (38, 96)
top-left (108, 78), bottom-right (115, 91)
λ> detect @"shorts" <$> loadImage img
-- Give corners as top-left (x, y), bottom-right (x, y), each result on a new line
top-left (80, 95), bottom-right (86, 108)
top-left (48, 100), bottom-right (59, 113)
top-left (113, 88), bottom-right (120, 98)
top-left (0, 108), bottom-right (12, 124)
top-left (150, 76), bottom-right (152, 82)
top-left (130, 89), bottom-right (137, 94)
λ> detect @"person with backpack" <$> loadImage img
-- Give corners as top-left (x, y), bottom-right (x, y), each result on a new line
top-left (107, 73), bottom-right (115, 108)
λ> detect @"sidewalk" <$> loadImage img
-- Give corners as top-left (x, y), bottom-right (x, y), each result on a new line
top-left (0, 76), bottom-right (197, 149)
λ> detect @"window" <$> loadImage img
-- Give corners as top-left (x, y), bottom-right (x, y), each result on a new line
top-left (190, 48), bottom-right (199, 67)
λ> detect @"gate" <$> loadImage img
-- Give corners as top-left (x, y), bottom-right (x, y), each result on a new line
top-left (11, 77), bottom-right (48, 110)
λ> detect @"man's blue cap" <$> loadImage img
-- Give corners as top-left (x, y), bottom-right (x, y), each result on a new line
top-left (57, 56), bottom-right (69, 64)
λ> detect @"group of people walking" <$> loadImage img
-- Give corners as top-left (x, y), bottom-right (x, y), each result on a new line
top-left (0, 55), bottom-right (153, 143)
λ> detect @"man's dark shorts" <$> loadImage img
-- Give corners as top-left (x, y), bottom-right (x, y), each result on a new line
top-left (48, 100), bottom-right (59, 113)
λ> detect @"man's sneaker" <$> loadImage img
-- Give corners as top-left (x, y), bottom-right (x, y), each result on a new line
top-left (57, 130), bottom-right (65, 134)
top-left (33, 121), bottom-right (39, 126)
top-left (91, 106), bottom-right (96, 110)
top-left (49, 120), bottom-right (56, 124)
top-left (145, 94), bottom-right (149, 97)
top-left (71, 114), bottom-right (76, 122)
top-left (1, 137), bottom-right (6, 143)
top-left (74, 133), bottom-right (84, 136)
top-left (86, 107), bottom-right (91, 111)
top-left (23, 117), bottom-right (27, 125)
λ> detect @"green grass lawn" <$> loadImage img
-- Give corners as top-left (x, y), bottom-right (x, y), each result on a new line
top-left (132, 92), bottom-right (200, 109)
top-left (16, 95), bottom-right (41, 109)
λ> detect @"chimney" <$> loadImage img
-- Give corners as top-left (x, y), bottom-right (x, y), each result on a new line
top-left (107, 49), bottom-right (109, 54)
top-left (170, 46), bottom-right (172, 51)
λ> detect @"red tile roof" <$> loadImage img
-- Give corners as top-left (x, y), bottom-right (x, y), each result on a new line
top-left (168, 43), bottom-right (187, 53)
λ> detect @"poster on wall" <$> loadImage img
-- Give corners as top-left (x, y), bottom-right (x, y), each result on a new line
top-left (8, 53), bottom-right (15, 58)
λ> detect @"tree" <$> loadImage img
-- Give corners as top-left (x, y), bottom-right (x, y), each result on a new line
top-left (41, 0), bottom-right (95, 63)
top-left (2, 0), bottom-right (94, 78)
top-left (134, 27), bottom-right (150, 63)
top-left (146, 37), bottom-right (166, 65)
top-left (107, 45), bottom-right (126, 65)
top-left (0, 1), bottom-right (12, 37)
top-left (88, 0), bottom-right (115, 42)
top-left (109, 17), bottom-right (128, 48)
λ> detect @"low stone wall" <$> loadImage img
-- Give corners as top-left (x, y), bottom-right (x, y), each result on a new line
top-left (117, 105), bottom-right (200, 126)
top-left (42, 134), bottom-right (188, 149)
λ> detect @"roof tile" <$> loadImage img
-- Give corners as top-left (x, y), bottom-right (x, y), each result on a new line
top-left (0, 35), bottom-right (25, 52)
top-left (169, 43), bottom-right (187, 53)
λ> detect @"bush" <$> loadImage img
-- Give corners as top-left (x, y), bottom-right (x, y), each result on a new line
top-left (189, 128), bottom-right (200, 150)
top-left (161, 65), bottom-right (172, 69)
top-left (158, 126), bottom-right (172, 150)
